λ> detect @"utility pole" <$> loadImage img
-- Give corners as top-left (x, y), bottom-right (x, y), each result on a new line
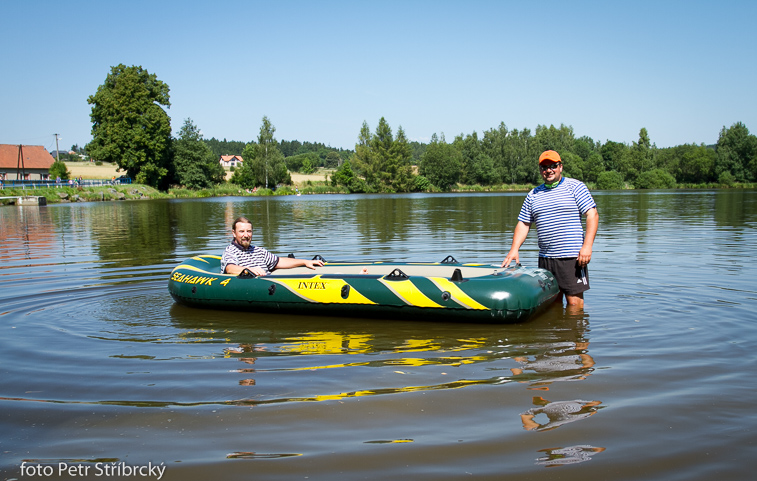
top-left (54, 133), bottom-right (61, 163)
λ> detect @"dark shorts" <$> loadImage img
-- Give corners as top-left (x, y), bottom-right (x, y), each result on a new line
top-left (539, 257), bottom-right (590, 296)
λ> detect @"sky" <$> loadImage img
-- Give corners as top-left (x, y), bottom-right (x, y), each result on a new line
top-left (2, 0), bottom-right (756, 153)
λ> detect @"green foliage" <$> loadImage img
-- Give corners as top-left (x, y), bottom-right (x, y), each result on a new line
top-left (286, 152), bottom-right (319, 173)
top-left (561, 152), bottom-right (585, 181)
top-left (331, 159), bottom-right (366, 193)
top-left (420, 133), bottom-right (462, 191)
top-left (86, 64), bottom-right (172, 189)
top-left (173, 118), bottom-right (226, 189)
top-left (716, 122), bottom-right (757, 182)
top-left (584, 152), bottom-right (605, 183)
top-left (203, 138), bottom-right (246, 157)
top-left (351, 118), bottom-right (415, 192)
top-left (481, 123), bottom-right (537, 185)
top-left (413, 175), bottom-right (431, 191)
top-left (634, 168), bottom-right (676, 189)
top-left (718, 170), bottom-right (736, 186)
top-left (230, 116), bottom-right (291, 189)
top-left (49, 160), bottom-right (70, 180)
top-left (596, 171), bottom-right (625, 190)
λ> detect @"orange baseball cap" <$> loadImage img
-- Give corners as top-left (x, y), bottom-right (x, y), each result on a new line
top-left (539, 150), bottom-right (562, 165)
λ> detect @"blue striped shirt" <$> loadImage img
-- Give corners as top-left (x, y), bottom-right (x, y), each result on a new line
top-left (221, 242), bottom-right (280, 274)
top-left (517, 177), bottom-right (596, 258)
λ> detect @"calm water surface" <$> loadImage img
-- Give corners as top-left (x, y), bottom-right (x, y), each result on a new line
top-left (1, 191), bottom-right (756, 480)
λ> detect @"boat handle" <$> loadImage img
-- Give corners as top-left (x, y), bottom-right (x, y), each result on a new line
top-left (384, 268), bottom-right (409, 280)
top-left (441, 255), bottom-right (458, 264)
top-left (238, 268), bottom-right (257, 278)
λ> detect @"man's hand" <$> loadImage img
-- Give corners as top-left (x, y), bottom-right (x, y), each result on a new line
top-left (577, 246), bottom-right (592, 267)
top-left (303, 259), bottom-right (324, 270)
top-left (502, 250), bottom-right (519, 268)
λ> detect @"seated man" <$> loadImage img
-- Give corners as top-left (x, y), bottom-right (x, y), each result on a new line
top-left (221, 216), bottom-right (323, 276)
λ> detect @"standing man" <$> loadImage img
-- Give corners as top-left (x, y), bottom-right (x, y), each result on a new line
top-left (502, 150), bottom-right (598, 308)
top-left (221, 216), bottom-right (323, 276)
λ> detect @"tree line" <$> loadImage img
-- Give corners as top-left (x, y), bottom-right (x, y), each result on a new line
top-left (84, 64), bottom-right (756, 191)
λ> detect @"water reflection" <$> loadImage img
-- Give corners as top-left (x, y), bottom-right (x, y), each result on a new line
top-left (167, 303), bottom-right (600, 415)
top-left (535, 445), bottom-right (606, 467)
top-left (520, 396), bottom-right (603, 431)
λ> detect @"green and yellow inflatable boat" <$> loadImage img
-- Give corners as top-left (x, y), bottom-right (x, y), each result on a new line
top-left (168, 255), bottom-right (559, 323)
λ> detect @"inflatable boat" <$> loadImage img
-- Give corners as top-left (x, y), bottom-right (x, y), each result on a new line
top-left (168, 255), bottom-right (559, 323)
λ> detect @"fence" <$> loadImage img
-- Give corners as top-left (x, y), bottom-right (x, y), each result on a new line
top-left (1, 178), bottom-right (132, 189)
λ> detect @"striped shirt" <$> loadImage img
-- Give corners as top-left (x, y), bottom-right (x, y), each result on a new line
top-left (517, 177), bottom-right (596, 258)
top-left (220, 242), bottom-right (279, 274)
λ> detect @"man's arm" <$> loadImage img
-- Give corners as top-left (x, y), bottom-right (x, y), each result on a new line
top-left (577, 207), bottom-right (598, 267)
top-left (275, 257), bottom-right (324, 270)
top-left (502, 221), bottom-right (532, 267)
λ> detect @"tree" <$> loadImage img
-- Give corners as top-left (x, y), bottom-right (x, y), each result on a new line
top-left (231, 116), bottom-right (290, 189)
top-left (635, 169), bottom-right (676, 189)
top-left (331, 159), bottom-right (366, 192)
top-left (86, 64), bottom-right (172, 188)
top-left (420, 133), bottom-right (461, 190)
top-left (596, 171), bottom-right (625, 190)
top-left (351, 118), bottom-right (414, 192)
top-left (388, 125), bottom-right (415, 192)
top-left (49, 160), bottom-right (70, 180)
top-left (173, 118), bottom-right (226, 189)
top-left (716, 122), bottom-right (757, 182)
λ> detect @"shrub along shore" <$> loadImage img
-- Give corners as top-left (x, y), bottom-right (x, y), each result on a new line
top-left (1, 179), bottom-right (754, 206)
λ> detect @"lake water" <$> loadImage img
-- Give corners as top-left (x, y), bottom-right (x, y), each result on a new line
top-left (1, 190), bottom-right (755, 481)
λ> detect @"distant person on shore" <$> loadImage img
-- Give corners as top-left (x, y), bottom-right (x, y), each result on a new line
top-left (221, 216), bottom-right (324, 276)
top-left (501, 150), bottom-right (598, 308)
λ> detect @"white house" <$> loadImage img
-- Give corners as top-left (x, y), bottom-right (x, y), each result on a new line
top-left (219, 155), bottom-right (243, 168)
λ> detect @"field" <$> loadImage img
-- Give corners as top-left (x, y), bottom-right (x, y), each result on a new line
top-left (66, 162), bottom-right (332, 186)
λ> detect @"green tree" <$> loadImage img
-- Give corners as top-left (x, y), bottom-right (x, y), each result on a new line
top-left (86, 64), bottom-right (172, 188)
top-left (561, 152), bottom-right (585, 181)
top-left (600, 141), bottom-right (628, 174)
top-left (49, 160), bottom-right (70, 180)
top-left (352, 118), bottom-right (414, 192)
top-left (352, 121), bottom-right (375, 189)
top-left (389, 125), bottom-right (415, 192)
top-left (635, 168), bottom-right (676, 189)
top-left (331, 159), bottom-right (366, 192)
top-left (173, 118), bottom-right (226, 189)
top-left (420, 133), bottom-right (461, 190)
top-left (597, 170), bottom-right (625, 190)
top-left (583, 152), bottom-right (605, 184)
top-left (716, 122), bottom-right (757, 182)
top-left (232, 116), bottom-right (291, 189)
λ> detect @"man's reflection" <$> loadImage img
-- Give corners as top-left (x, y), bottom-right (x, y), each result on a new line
top-left (510, 341), bottom-right (595, 389)
top-left (520, 396), bottom-right (603, 431)
top-left (225, 343), bottom-right (267, 386)
top-left (536, 445), bottom-right (606, 467)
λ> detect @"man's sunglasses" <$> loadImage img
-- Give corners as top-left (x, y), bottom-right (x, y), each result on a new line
top-left (540, 163), bottom-right (561, 172)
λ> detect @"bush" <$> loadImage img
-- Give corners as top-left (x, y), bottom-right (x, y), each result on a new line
top-left (718, 171), bottom-right (736, 187)
top-left (635, 169), bottom-right (677, 189)
top-left (413, 175), bottom-right (430, 192)
top-left (596, 171), bottom-right (625, 190)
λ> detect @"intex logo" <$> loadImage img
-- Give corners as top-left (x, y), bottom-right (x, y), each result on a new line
top-left (297, 281), bottom-right (328, 290)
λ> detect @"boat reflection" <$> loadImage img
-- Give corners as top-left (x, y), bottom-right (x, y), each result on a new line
top-left (169, 304), bottom-right (601, 410)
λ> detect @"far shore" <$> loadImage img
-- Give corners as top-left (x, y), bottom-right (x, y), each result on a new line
top-left (65, 161), bottom-right (332, 186)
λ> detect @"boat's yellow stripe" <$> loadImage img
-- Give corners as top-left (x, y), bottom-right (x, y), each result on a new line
top-left (378, 279), bottom-right (443, 308)
top-left (193, 255), bottom-right (221, 262)
top-left (429, 277), bottom-right (488, 310)
top-left (269, 276), bottom-right (376, 305)
top-left (172, 264), bottom-right (219, 275)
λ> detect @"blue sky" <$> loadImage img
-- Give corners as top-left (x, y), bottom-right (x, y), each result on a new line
top-left (2, 0), bottom-right (755, 153)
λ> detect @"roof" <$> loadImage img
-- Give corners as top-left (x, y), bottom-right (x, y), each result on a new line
top-left (0, 144), bottom-right (56, 170)
top-left (220, 155), bottom-right (244, 162)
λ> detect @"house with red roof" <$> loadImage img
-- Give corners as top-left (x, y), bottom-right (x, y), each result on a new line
top-left (0, 144), bottom-right (56, 181)
top-left (219, 155), bottom-right (243, 168)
